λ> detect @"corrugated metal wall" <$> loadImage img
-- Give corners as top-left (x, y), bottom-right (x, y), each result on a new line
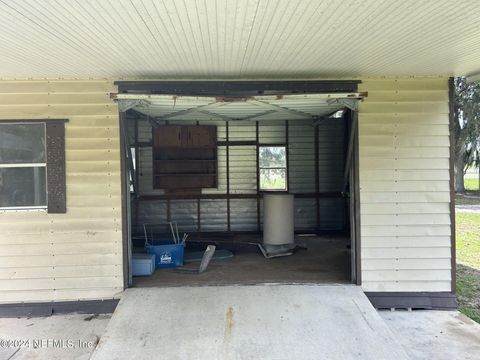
top-left (132, 118), bottom-right (346, 232)
top-left (0, 80), bottom-right (123, 303)
top-left (358, 77), bottom-right (452, 292)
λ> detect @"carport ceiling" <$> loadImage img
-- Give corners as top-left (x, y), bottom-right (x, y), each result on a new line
top-left (114, 93), bottom-right (363, 122)
top-left (1, 0), bottom-right (480, 78)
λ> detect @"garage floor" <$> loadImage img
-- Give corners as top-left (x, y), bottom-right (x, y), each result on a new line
top-left (133, 235), bottom-right (351, 287)
top-left (91, 285), bottom-right (408, 360)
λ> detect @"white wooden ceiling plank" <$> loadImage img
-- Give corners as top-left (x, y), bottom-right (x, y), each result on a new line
top-left (0, 0), bottom-right (480, 77)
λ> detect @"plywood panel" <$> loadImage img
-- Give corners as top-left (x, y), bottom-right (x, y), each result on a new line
top-left (0, 80), bottom-right (122, 303)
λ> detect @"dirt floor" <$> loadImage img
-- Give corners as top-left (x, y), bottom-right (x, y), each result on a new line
top-left (133, 235), bottom-right (351, 287)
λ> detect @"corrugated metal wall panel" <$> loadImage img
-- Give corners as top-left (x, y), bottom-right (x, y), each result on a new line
top-left (319, 199), bottom-right (345, 230)
top-left (134, 117), bottom-right (346, 232)
top-left (289, 120), bottom-right (316, 193)
top-left (230, 199), bottom-right (258, 231)
top-left (358, 77), bottom-right (452, 292)
top-left (170, 200), bottom-right (198, 232)
top-left (318, 119), bottom-right (345, 192)
top-left (200, 200), bottom-right (228, 232)
top-left (259, 122), bottom-right (286, 144)
top-left (229, 146), bottom-right (257, 195)
top-left (0, 80), bottom-right (123, 304)
top-left (294, 198), bottom-right (316, 230)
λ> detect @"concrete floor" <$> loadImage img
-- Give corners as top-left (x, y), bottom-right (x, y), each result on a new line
top-left (381, 310), bottom-right (480, 360)
top-left (2, 296), bottom-right (480, 359)
top-left (133, 235), bottom-right (351, 287)
top-left (91, 285), bottom-right (408, 360)
top-left (0, 314), bottom-right (110, 360)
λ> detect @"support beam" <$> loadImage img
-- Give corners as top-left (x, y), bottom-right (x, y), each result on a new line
top-left (343, 110), bottom-right (358, 191)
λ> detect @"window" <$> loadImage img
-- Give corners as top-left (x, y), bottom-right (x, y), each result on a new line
top-left (259, 145), bottom-right (287, 191)
top-left (0, 123), bottom-right (47, 209)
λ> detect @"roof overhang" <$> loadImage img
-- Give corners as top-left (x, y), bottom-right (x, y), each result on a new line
top-left (1, 1), bottom-right (479, 79)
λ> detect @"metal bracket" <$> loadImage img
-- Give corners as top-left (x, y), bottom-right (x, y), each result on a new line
top-left (327, 98), bottom-right (360, 111)
top-left (118, 99), bottom-right (151, 112)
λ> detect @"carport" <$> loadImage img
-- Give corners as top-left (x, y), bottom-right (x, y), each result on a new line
top-left (113, 81), bottom-right (365, 288)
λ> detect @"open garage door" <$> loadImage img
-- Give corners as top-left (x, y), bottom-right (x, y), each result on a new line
top-left (113, 81), bottom-right (365, 288)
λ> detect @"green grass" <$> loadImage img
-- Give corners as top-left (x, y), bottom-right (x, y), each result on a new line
top-left (456, 212), bottom-right (480, 323)
top-left (465, 178), bottom-right (480, 191)
top-left (456, 212), bottom-right (480, 268)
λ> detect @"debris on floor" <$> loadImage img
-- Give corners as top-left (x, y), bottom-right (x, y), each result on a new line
top-left (184, 248), bottom-right (234, 262)
top-left (175, 245), bottom-right (216, 274)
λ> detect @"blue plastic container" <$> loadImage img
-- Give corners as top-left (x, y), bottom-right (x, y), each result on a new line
top-left (145, 240), bottom-right (184, 268)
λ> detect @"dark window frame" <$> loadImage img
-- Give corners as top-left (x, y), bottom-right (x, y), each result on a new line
top-left (0, 119), bottom-right (67, 213)
top-left (258, 144), bottom-right (289, 192)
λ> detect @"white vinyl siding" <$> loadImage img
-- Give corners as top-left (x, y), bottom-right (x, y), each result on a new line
top-left (358, 77), bottom-right (452, 292)
top-left (0, 80), bottom-right (123, 303)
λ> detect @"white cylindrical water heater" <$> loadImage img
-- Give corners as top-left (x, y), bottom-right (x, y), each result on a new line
top-left (263, 193), bottom-right (295, 246)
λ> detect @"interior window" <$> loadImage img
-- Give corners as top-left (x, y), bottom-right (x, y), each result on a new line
top-left (259, 145), bottom-right (287, 191)
top-left (0, 123), bottom-right (47, 209)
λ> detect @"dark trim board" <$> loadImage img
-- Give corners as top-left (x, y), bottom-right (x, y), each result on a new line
top-left (46, 121), bottom-right (67, 213)
top-left (448, 77), bottom-right (457, 293)
top-left (0, 119), bottom-right (68, 123)
top-left (119, 111), bottom-right (130, 289)
top-left (115, 80), bottom-right (361, 97)
top-left (0, 299), bottom-right (119, 318)
top-left (365, 292), bottom-right (457, 310)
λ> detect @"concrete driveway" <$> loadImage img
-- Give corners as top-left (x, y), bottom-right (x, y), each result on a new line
top-left (1, 287), bottom-right (479, 359)
top-left (381, 310), bottom-right (480, 360)
top-left (91, 285), bottom-right (408, 360)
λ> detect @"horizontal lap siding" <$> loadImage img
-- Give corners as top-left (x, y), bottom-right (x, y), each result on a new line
top-left (358, 78), bottom-right (452, 292)
top-left (0, 80), bottom-right (123, 303)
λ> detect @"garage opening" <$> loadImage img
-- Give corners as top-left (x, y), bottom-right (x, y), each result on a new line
top-left (114, 81), bottom-right (364, 288)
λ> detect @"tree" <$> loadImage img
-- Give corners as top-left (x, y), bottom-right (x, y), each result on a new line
top-left (453, 77), bottom-right (480, 193)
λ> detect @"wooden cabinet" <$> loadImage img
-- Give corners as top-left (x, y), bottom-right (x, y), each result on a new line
top-left (152, 125), bottom-right (217, 190)
top-left (153, 126), bottom-right (183, 147)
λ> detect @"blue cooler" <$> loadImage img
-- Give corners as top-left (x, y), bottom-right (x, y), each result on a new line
top-left (145, 240), bottom-right (184, 268)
